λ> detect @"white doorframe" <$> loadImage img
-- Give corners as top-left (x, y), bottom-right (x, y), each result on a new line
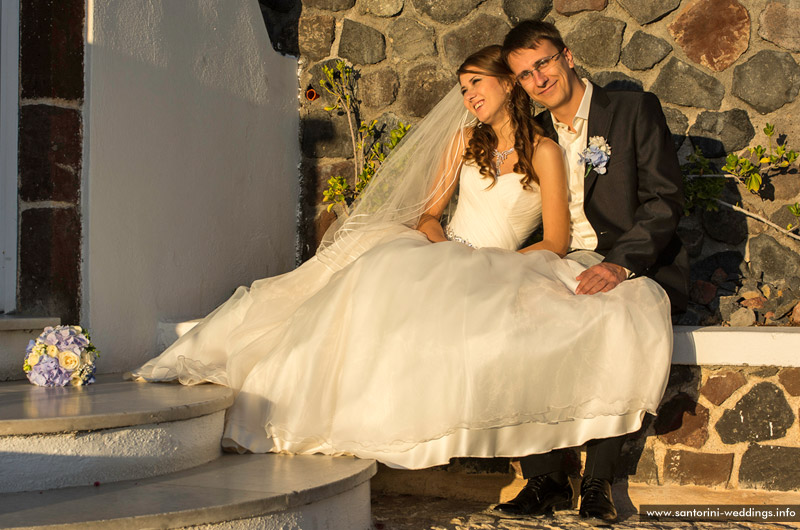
top-left (0, 1), bottom-right (19, 313)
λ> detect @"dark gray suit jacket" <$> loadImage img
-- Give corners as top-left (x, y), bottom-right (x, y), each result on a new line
top-left (536, 85), bottom-right (689, 312)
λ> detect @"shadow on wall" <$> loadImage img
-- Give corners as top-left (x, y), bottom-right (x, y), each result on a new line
top-left (258, 0), bottom-right (301, 56)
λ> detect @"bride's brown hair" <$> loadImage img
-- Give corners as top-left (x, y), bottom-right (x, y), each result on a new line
top-left (457, 45), bottom-right (544, 190)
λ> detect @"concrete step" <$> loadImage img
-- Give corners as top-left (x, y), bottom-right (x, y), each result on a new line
top-left (0, 453), bottom-right (376, 529)
top-left (0, 316), bottom-right (60, 381)
top-left (0, 374), bottom-right (233, 492)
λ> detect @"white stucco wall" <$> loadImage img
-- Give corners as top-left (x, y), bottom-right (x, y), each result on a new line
top-left (85, 0), bottom-right (299, 372)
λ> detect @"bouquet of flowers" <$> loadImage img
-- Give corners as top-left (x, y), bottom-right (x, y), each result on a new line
top-left (23, 326), bottom-right (99, 387)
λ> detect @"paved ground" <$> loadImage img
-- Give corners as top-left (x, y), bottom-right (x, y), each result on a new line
top-left (372, 493), bottom-right (800, 529)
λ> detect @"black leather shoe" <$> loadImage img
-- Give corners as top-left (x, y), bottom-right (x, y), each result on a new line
top-left (579, 476), bottom-right (618, 525)
top-left (493, 474), bottom-right (573, 517)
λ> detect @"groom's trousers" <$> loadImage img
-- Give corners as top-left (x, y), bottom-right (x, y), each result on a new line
top-left (518, 434), bottom-right (627, 481)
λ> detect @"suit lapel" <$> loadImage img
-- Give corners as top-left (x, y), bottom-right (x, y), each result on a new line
top-left (585, 85), bottom-right (614, 199)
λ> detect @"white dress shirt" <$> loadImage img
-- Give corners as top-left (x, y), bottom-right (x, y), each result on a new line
top-left (552, 79), bottom-right (598, 251)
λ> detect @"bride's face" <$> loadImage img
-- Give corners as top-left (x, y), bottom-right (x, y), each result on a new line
top-left (459, 70), bottom-right (511, 127)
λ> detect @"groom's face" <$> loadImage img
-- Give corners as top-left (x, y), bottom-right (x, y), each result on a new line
top-left (506, 41), bottom-right (577, 112)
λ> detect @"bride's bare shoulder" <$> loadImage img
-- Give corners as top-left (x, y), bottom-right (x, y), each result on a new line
top-left (532, 136), bottom-right (563, 162)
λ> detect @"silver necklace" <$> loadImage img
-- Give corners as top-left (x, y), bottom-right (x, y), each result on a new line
top-left (493, 147), bottom-right (515, 175)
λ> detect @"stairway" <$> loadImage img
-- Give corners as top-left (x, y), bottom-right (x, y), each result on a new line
top-left (0, 374), bottom-right (375, 529)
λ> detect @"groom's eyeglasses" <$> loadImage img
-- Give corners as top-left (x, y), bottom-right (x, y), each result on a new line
top-left (515, 50), bottom-right (564, 84)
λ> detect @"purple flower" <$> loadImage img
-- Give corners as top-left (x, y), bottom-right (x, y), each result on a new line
top-left (27, 355), bottom-right (71, 387)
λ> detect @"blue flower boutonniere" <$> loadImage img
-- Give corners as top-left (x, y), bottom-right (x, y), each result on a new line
top-left (579, 136), bottom-right (611, 178)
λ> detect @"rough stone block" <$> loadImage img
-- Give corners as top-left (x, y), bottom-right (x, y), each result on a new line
top-left (298, 15), bottom-right (335, 61)
top-left (751, 366), bottom-right (780, 378)
top-left (690, 280), bottom-right (717, 306)
top-left (389, 18), bottom-right (436, 61)
top-left (779, 367), bottom-right (800, 397)
top-left (691, 250), bottom-right (746, 283)
top-left (759, 1), bottom-right (800, 52)
top-left (564, 14), bottom-right (625, 68)
top-left (655, 393), bottom-right (709, 449)
top-left (619, 443), bottom-right (659, 484)
top-left (689, 109), bottom-right (754, 159)
top-left (716, 382), bottom-right (794, 444)
top-left (749, 233), bottom-right (800, 285)
top-left (361, 69), bottom-right (400, 109)
top-left (676, 223), bottom-right (702, 257)
top-left (728, 306), bottom-right (755, 327)
top-left (621, 31), bottom-right (672, 71)
top-left (664, 450), bottom-right (733, 486)
top-left (20, 0), bottom-right (84, 100)
top-left (259, 3), bottom-right (300, 56)
top-left (701, 371), bottom-right (746, 406)
top-left (702, 206), bottom-right (748, 245)
top-left (591, 71), bottom-right (642, 92)
top-left (19, 207), bottom-right (81, 324)
top-left (339, 19), bottom-right (386, 65)
top-left (399, 63), bottom-right (456, 118)
top-left (617, 0), bottom-right (680, 25)
top-left (739, 444), bottom-right (800, 491)
top-left (668, 0), bottom-right (749, 72)
top-left (442, 15), bottom-right (511, 69)
top-left (504, 0), bottom-right (552, 24)
top-left (663, 107), bottom-right (689, 145)
top-left (553, 0), bottom-right (605, 16)
top-left (770, 174), bottom-right (800, 202)
top-left (19, 105), bottom-right (82, 204)
top-left (304, 160), bottom-right (356, 205)
top-left (359, 0), bottom-right (404, 17)
top-left (412, 0), bottom-right (482, 24)
top-left (302, 111), bottom-right (356, 159)
top-left (732, 51), bottom-right (800, 115)
top-left (651, 58), bottom-right (725, 110)
top-left (304, 0), bottom-right (356, 11)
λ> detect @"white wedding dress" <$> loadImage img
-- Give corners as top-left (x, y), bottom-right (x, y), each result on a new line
top-left (132, 163), bottom-right (672, 469)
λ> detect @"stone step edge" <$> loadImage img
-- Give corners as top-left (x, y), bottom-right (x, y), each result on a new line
top-left (0, 454), bottom-right (377, 530)
top-left (160, 321), bottom-right (800, 368)
top-left (0, 374), bottom-right (234, 435)
top-left (371, 465), bottom-right (800, 507)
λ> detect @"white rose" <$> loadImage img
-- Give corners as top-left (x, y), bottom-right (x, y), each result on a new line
top-left (27, 352), bottom-right (41, 368)
top-left (58, 350), bottom-right (81, 371)
top-left (46, 345), bottom-right (59, 357)
top-left (70, 373), bottom-right (84, 386)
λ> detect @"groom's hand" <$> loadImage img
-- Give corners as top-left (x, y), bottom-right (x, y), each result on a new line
top-left (575, 262), bottom-right (628, 295)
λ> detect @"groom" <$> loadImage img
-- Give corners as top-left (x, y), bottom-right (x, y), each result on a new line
top-left (495, 21), bottom-right (689, 524)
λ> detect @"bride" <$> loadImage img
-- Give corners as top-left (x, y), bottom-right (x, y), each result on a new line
top-left (132, 46), bottom-right (672, 470)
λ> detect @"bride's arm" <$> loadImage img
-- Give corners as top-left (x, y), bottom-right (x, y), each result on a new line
top-left (518, 138), bottom-right (570, 257)
top-left (416, 133), bottom-right (466, 243)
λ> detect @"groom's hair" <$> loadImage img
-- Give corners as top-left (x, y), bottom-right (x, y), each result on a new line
top-left (502, 20), bottom-right (567, 60)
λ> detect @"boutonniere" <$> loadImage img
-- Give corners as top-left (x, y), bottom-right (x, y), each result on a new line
top-left (579, 136), bottom-right (611, 177)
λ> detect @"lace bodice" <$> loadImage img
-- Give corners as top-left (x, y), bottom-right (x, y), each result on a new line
top-left (446, 163), bottom-right (543, 250)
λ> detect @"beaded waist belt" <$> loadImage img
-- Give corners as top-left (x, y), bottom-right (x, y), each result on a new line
top-left (445, 226), bottom-right (477, 249)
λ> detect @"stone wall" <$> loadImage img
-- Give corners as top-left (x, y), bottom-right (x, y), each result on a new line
top-left (265, 0), bottom-right (800, 323)
top-left (16, 0), bottom-right (85, 324)
top-left (621, 365), bottom-right (800, 491)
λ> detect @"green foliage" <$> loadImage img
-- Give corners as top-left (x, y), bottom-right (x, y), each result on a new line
top-left (682, 147), bottom-right (724, 215)
top-left (789, 202), bottom-right (800, 221)
top-left (721, 123), bottom-right (799, 194)
top-left (318, 60), bottom-right (410, 215)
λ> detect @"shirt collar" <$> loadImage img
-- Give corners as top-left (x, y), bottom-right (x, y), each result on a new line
top-left (553, 79), bottom-right (593, 131)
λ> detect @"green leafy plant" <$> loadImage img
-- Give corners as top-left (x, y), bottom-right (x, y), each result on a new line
top-left (721, 123), bottom-right (799, 194)
top-left (682, 146), bottom-right (724, 215)
top-left (318, 61), bottom-right (410, 214)
top-left (683, 123), bottom-right (800, 242)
